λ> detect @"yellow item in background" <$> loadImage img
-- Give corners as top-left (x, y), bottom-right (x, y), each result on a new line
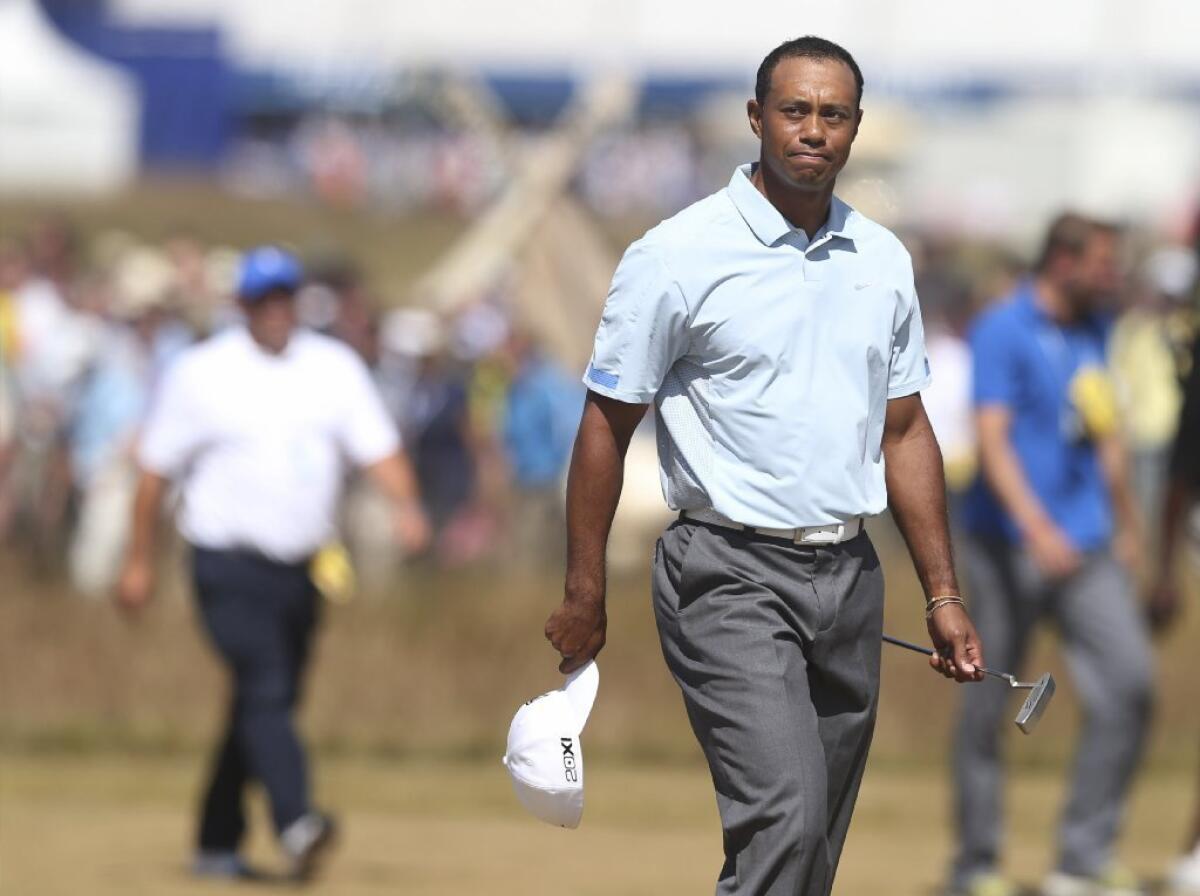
top-left (1069, 366), bottom-right (1120, 440)
top-left (310, 543), bottom-right (356, 604)
top-left (1109, 310), bottom-right (1183, 448)
top-left (943, 450), bottom-right (978, 494)
top-left (0, 291), bottom-right (20, 362)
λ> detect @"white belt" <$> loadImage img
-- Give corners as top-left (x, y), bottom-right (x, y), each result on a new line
top-left (680, 508), bottom-right (863, 545)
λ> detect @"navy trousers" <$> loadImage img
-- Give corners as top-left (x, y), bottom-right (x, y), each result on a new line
top-left (192, 547), bottom-right (319, 851)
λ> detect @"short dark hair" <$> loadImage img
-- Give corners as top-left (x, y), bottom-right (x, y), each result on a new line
top-left (755, 36), bottom-right (864, 108)
top-left (1035, 212), bottom-right (1120, 273)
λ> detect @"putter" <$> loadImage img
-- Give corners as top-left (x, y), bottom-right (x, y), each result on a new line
top-left (882, 634), bottom-right (1056, 735)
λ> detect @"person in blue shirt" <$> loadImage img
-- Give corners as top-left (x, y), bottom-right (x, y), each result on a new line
top-left (950, 214), bottom-right (1153, 896)
top-left (502, 333), bottom-right (582, 564)
top-left (503, 334), bottom-right (580, 487)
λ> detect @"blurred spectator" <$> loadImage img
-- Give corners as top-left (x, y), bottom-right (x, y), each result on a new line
top-left (579, 125), bottom-right (701, 218)
top-left (297, 116), bottom-right (369, 208)
top-left (164, 231), bottom-right (233, 336)
top-left (1144, 244), bottom-right (1200, 896)
top-left (1, 213), bottom-right (1089, 597)
top-left (377, 307), bottom-right (487, 565)
top-left (115, 246), bottom-right (429, 881)
top-left (950, 213), bottom-right (1154, 896)
top-left (343, 306), bottom-right (442, 587)
top-left (315, 262), bottom-right (378, 363)
top-left (916, 254), bottom-right (977, 515)
top-left (0, 239), bottom-right (24, 539)
top-left (67, 247), bottom-right (191, 596)
top-left (452, 295), bottom-right (511, 363)
top-left (499, 332), bottom-right (581, 564)
top-left (924, 321), bottom-right (974, 497)
top-left (0, 216), bottom-right (600, 583)
top-left (13, 224), bottom-right (96, 408)
top-left (11, 219), bottom-right (99, 567)
top-left (1110, 245), bottom-right (1198, 533)
top-left (375, 307), bottom-right (440, 423)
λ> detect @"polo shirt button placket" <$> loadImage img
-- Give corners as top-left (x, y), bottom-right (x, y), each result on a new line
top-left (793, 237), bottom-right (809, 281)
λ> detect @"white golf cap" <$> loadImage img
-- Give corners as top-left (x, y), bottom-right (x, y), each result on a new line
top-left (502, 661), bottom-right (599, 829)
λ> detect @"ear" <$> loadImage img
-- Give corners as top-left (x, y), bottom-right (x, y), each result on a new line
top-left (747, 99), bottom-right (763, 140)
top-left (852, 107), bottom-right (864, 141)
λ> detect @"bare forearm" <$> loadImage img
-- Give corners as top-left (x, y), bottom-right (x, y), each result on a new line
top-left (885, 422), bottom-right (959, 599)
top-left (364, 452), bottom-right (422, 507)
top-left (564, 396), bottom-right (645, 601)
top-left (126, 470), bottom-right (167, 563)
top-left (978, 434), bottom-right (1053, 537)
top-left (1098, 435), bottom-right (1140, 531)
top-left (565, 432), bottom-right (624, 599)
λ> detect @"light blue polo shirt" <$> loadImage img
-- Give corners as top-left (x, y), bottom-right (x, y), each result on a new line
top-left (583, 163), bottom-right (931, 529)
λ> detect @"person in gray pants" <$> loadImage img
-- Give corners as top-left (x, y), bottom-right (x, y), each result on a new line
top-left (952, 214), bottom-right (1154, 896)
top-left (543, 35), bottom-right (986, 896)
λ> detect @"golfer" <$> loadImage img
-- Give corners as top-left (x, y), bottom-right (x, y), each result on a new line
top-left (950, 215), bottom-right (1154, 896)
top-left (116, 247), bottom-right (429, 881)
top-left (545, 36), bottom-right (984, 896)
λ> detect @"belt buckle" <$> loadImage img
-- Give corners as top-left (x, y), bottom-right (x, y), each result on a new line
top-left (795, 523), bottom-right (843, 545)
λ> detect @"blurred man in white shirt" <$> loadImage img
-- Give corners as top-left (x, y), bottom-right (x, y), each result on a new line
top-left (117, 246), bottom-right (429, 881)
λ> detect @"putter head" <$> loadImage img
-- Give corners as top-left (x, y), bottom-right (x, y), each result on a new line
top-left (1014, 673), bottom-right (1056, 734)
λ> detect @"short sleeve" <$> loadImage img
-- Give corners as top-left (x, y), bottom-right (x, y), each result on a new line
top-left (335, 352), bottom-right (401, 467)
top-left (969, 311), bottom-right (1020, 408)
top-left (887, 253), bottom-right (932, 399)
top-left (137, 357), bottom-right (204, 477)
top-left (582, 243), bottom-right (690, 404)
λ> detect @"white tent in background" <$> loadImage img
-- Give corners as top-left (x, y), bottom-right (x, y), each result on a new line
top-left (0, 0), bottom-right (139, 194)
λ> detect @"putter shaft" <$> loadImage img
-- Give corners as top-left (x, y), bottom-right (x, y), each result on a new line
top-left (881, 634), bottom-right (1023, 687)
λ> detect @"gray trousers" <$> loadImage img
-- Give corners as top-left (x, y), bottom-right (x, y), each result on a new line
top-left (652, 520), bottom-right (885, 896)
top-left (951, 537), bottom-right (1154, 886)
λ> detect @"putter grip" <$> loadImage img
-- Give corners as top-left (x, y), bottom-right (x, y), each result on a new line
top-left (884, 633), bottom-right (1009, 683)
top-left (881, 634), bottom-right (934, 656)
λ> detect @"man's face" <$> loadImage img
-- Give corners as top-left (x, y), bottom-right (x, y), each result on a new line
top-left (1063, 232), bottom-right (1123, 312)
top-left (748, 55), bottom-right (862, 192)
top-left (244, 290), bottom-right (297, 353)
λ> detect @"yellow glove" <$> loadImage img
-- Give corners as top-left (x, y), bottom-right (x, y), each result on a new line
top-left (1069, 366), bottom-right (1120, 440)
top-left (310, 543), bottom-right (356, 604)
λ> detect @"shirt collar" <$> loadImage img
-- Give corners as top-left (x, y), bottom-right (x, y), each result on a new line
top-left (726, 163), bottom-right (857, 247)
top-left (235, 322), bottom-right (300, 360)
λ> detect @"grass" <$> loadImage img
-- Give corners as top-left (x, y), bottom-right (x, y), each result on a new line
top-left (3, 523), bottom-right (1198, 766)
top-left (2, 528), bottom-right (1198, 894)
top-left (1, 752), bottom-right (1195, 895)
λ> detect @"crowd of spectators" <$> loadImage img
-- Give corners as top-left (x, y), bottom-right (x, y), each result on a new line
top-left (0, 218), bottom-right (581, 596)
top-left (0, 210), bottom-right (1195, 600)
top-left (223, 119), bottom-right (704, 218)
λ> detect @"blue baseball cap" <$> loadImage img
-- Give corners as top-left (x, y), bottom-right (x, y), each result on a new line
top-left (237, 246), bottom-right (302, 301)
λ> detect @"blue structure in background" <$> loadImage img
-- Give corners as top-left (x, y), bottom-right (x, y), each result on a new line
top-left (40, 0), bottom-right (231, 169)
top-left (29, 2), bottom-right (751, 168)
top-left (25, 1), bottom-right (1100, 175)
top-left (482, 74), bottom-right (741, 127)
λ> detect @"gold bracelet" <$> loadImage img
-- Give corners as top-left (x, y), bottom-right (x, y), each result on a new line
top-left (925, 594), bottom-right (962, 605)
top-left (925, 597), bottom-right (965, 620)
